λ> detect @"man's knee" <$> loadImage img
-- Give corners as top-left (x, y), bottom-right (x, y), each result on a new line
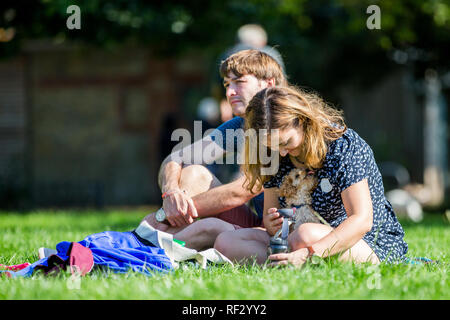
top-left (181, 164), bottom-right (209, 179)
top-left (179, 165), bottom-right (220, 197)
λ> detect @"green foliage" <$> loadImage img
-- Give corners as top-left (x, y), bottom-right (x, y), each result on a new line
top-left (0, 0), bottom-right (448, 92)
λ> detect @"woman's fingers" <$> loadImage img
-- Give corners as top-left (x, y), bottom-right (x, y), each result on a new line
top-left (268, 213), bottom-right (283, 225)
top-left (268, 249), bottom-right (309, 268)
top-left (267, 207), bottom-right (278, 214)
top-left (268, 211), bottom-right (280, 220)
top-left (266, 212), bottom-right (283, 235)
top-left (267, 254), bottom-right (290, 268)
top-left (268, 253), bottom-right (289, 261)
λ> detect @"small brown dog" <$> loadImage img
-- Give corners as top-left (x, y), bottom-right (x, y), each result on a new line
top-left (278, 168), bottom-right (329, 231)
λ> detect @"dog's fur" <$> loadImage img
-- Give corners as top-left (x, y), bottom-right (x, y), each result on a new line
top-left (278, 168), bottom-right (324, 231)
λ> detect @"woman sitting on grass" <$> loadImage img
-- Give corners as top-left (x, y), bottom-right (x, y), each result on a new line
top-left (214, 86), bottom-right (408, 266)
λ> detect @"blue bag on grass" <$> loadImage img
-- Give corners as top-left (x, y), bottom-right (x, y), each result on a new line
top-left (78, 230), bottom-right (172, 275)
top-left (1, 230), bottom-right (172, 278)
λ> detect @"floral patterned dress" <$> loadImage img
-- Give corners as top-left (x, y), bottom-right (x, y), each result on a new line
top-left (263, 128), bottom-right (408, 263)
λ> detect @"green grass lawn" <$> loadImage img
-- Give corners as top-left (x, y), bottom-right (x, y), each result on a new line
top-left (0, 208), bottom-right (448, 300)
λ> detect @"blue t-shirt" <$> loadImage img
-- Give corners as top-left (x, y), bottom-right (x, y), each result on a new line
top-left (263, 128), bottom-right (408, 263)
top-left (209, 116), bottom-right (264, 218)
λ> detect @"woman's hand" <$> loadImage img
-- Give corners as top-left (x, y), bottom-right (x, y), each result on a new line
top-left (267, 248), bottom-right (309, 268)
top-left (162, 189), bottom-right (198, 227)
top-left (264, 207), bottom-right (284, 236)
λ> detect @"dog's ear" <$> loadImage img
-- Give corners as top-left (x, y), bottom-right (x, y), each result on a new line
top-left (310, 177), bottom-right (319, 189)
top-left (293, 169), bottom-right (303, 180)
top-left (286, 174), bottom-right (294, 184)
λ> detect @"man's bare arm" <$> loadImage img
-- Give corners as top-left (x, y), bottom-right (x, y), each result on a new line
top-left (192, 175), bottom-right (263, 217)
top-left (157, 134), bottom-right (240, 225)
top-left (158, 135), bottom-right (226, 193)
top-left (158, 156), bottom-right (183, 193)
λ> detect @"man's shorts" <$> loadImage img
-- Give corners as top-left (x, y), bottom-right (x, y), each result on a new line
top-left (216, 204), bottom-right (264, 230)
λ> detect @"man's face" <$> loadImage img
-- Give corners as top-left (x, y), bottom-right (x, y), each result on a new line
top-left (223, 72), bottom-right (272, 117)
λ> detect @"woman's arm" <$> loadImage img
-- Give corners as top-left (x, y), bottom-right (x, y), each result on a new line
top-left (268, 179), bottom-right (374, 266)
top-left (263, 187), bottom-right (283, 236)
top-left (311, 178), bottom-right (373, 258)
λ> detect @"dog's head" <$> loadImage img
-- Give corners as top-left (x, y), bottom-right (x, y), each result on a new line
top-left (284, 169), bottom-right (317, 190)
top-left (279, 168), bottom-right (318, 200)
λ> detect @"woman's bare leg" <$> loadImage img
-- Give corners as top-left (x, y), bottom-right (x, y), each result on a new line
top-left (214, 228), bottom-right (270, 264)
top-left (288, 223), bottom-right (380, 264)
top-left (173, 217), bottom-right (235, 251)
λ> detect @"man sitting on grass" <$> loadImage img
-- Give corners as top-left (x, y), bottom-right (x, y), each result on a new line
top-left (142, 49), bottom-right (288, 250)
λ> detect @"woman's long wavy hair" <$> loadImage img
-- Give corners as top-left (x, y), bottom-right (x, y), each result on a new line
top-left (243, 86), bottom-right (347, 193)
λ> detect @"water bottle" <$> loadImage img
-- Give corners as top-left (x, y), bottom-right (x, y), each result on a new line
top-left (267, 236), bottom-right (289, 256)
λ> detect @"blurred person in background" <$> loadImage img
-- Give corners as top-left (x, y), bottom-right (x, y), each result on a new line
top-left (216, 24), bottom-right (285, 123)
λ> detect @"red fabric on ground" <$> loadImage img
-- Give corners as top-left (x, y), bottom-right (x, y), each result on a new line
top-left (0, 263), bottom-right (31, 271)
top-left (69, 242), bottom-right (94, 276)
